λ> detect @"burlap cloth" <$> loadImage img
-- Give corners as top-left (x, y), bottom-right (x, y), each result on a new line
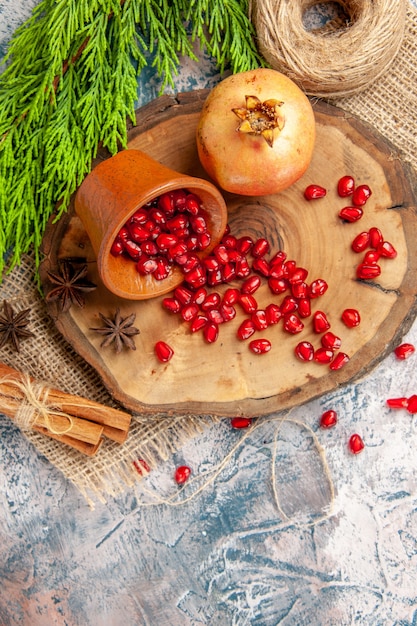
top-left (1, 4), bottom-right (416, 506)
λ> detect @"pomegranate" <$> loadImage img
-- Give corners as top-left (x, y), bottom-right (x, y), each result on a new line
top-left (196, 69), bottom-right (316, 196)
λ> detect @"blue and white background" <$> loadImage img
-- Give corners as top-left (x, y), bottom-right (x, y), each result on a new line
top-left (1, 1), bottom-right (417, 624)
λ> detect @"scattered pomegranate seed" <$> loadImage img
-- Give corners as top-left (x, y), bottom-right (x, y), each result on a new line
top-left (394, 343), bottom-right (415, 360)
top-left (239, 293), bottom-right (258, 314)
top-left (348, 434), bottom-right (365, 454)
top-left (162, 297), bottom-right (181, 314)
top-left (237, 319), bottom-right (256, 341)
top-left (133, 459), bottom-right (151, 475)
top-left (356, 263), bottom-right (381, 280)
top-left (377, 240), bottom-right (397, 259)
top-left (251, 309), bottom-right (268, 331)
top-left (329, 352), bottom-right (350, 370)
top-left (339, 206), bottom-right (363, 223)
top-left (223, 288), bottom-right (240, 305)
top-left (320, 409), bottom-right (337, 428)
top-left (174, 465), bottom-right (192, 484)
top-left (297, 298), bottom-right (311, 318)
top-left (352, 184), bottom-right (372, 206)
top-left (363, 250), bottom-right (380, 264)
top-left (283, 313), bottom-right (304, 334)
top-left (337, 175), bottom-right (355, 197)
top-left (241, 275), bottom-right (261, 294)
top-left (249, 338), bottom-right (272, 354)
top-left (313, 310), bottom-right (330, 333)
top-left (386, 397), bottom-right (409, 409)
top-left (231, 417), bottom-right (252, 429)
top-left (252, 238), bottom-right (270, 258)
top-left (406, 395), bottom-right (417, 414)
top-left (155, 341), bottom-right (174, 362)
top-left (341, 308), bottom-right (361, 327)
top-left (321, 331), bottom-right (342, 350)
top-left (204, 322), bottom-right (219, 343)
top-left (265, 303), bottom-right (282, 325)
top-left (314, 347), bottom-right (334, 364)
top-left (304, 184), bottom-right (327, 200)
top-left (351, 231), bottom-right (370, 253)
top-left (295, 341), bottom-right (314, 361)
top-left (309, 279), bottom-right (328, 298)
top-left (190, 315), bottom-right (208, 333)
top-left (368, 227), bottom-right (383, 248)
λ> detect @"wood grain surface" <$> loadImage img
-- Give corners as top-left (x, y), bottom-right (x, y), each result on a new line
top-left (40, 92), bottom-right (417, 417)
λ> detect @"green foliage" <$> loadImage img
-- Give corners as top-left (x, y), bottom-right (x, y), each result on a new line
top-left (0, 0), bottom-right (264, 280)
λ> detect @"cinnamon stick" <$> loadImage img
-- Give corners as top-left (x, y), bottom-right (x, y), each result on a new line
top-left (0, 362), bottom-right (132, 454)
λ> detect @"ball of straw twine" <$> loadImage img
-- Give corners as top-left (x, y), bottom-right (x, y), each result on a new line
top-left (250, 0), bottom-right (407, 97)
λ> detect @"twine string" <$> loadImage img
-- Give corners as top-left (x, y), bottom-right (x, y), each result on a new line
top-left (137, 412), bottom-right (335, 525)
top-left (1, 374), bottom-right (74, 435)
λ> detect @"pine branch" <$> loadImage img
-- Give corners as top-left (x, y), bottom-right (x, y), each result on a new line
top-left (0, 0), bottom-right (265, 281)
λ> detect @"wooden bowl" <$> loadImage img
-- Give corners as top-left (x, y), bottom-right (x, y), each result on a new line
top-left (74, 149), bottom-right (228, 300)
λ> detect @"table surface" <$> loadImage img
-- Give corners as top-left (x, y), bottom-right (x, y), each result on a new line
top-left (1, 2), bottom-right (417, 625)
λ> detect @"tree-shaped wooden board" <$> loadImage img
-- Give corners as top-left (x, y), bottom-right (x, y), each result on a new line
top-left (40, 91), bottom-right (417, 417)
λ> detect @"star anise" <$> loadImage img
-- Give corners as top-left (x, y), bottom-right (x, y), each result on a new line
top-left (0, 300), bottom-right (34, 352)
top-left (45, 261), bottom-right (97, 312)
top-left (90, 308), bottom-right (140, 353)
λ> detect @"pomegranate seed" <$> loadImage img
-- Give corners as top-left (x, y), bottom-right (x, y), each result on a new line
top-left (320, 410), bottom-right (337, 428)
top-left (341, 308), bottom-right (360, 327)
top-left (184, 193), bottom-right (201, 215)
top-left (207, 308), bottom-right (224, 325)
top-left (252, 238), bottom-right (270, 258)
top-left (136, 256), bottom-right (158, 274)
top-left (123, 239), bottom-right (142, 259)
top-left (174, 285), bottom-right (193, 305)
top-left (321, 331), bottom-right (342, 350)
top-left (368, 226), bottom-right (383, 248)
top-left (339, 206), bottom-right (363, 222)
top-left (268, 277), bottom-right (288, 294)
top-left (223, 288), bottom-right (240, 305)
top-left (363, 250), bottom-right (380, 264)
top-left (149, 208), bottom-right (167, 226)
top-left (386, 397), bottom-right (409, 409)
top-left (185, 265), bottom-right (207, 288)
top-left (237, 319), bottom-right (256, 341)
top-left (141, 240), bottom-right (158, 256)
top-left (281, 295), bottom-right (298, 315)
top-left (174, 465), bottom-right (191, 484)
top-left (235, 257), bottom-right (251, 278)
top-left (222, 262), bottom-right (236, 282)
top-left (203, 256), bottom-right (220, 271)
top-left (313, 311), bottom-right (330, 333)
top-left (406, 395), bottom-right (417, 414)
top-left (309, 279), bottom-right (328, 298)
top-left (314, 347), bottom-right (334, 364)
top-left (241, 275), bottom-right (261, 294)
top-left (270, 250), bottom-right (287, 265)
top-left (213, 244), bottom-right (229, 264)
top-left (304, 184), bottom-right (327, 200)
top-left (201, 292), bottom-right (221, 310)
top-left (190, 315), bottom-right (208, 333)
top-left (182, 253), bottom-right (200, 274)
top-left (231, 417), bottom-right (252, 429)
top-left (130, 209), bottom-right (148, 224)
top-left (252, 257), bottom-right (270, 277)
top-left (207, 268), bottom-right (223, 286)
top-left (377, 240), bottom-right (397, 259)
top-left (166, 214), bottom-right (188, 231)
top-left (394, 343), bottom-right (415, 360)
top-left (110, 238), bottom-right (124, 256)
top-left (133, 459), bottom-right (151, 475)
top-left (189, 215), bottom-right (207, 234)
top-left (162, 297), bottom-right (182, 316)
top-left (251, 309), bottom-right (268, 331)
top-left (356, 263), bottom-right (381, 280)
top-left (291, 281), bottom-right (308, 299)
top-left (352, 184), bottom-right (372, 206)
top-left (220, 303), bottom-right (236, 322)
top-left (154, 257), bottom-right (171, 280)
top-left (237, 236), bottom-right (253, 254)
top-left (158, 192), bottom-right (175, 215)
top-left (337, 175), bottom-right (355, 197)
top-left (191, 287), bottom-right (207, 305)
top-left (249, 338), bottom-right (272, 354)
top-left (239, 294), bottom-right (258, 314)
top-left (329, 352), bottom-right (350, 370)
top-left (297, 298), bottom-right (311, 318)
top-left (283, 313), bottom-right (304, 334)
top-left (289, 267), bottom-right (308, 284)
top-left (295, 341), bottom-right (314, 361)
top-left (181, 303), bottom-right (199, 322)
top-left (351, 231), bottom-right (370, 253)
top-left (196, 232), bottom-right (211, 250)
top-left (265, 303), bottom-right (282, 325)
top-left (222, 234), bottom-right (237, 248)
top-left (155, 341), bottom-right (174, 362)
top-left (348, 434), bottom-right (365, 454)
top-left (204, 322), bottom-right (219, 343)
top-left (269, 262), bottom-right (285, 279)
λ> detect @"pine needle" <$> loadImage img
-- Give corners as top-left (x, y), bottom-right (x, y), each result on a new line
top-left (0, 0), bottom-right (265, 280)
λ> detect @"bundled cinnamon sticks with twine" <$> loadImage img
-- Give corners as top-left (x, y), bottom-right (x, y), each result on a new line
top-left (0, 362), bottom-right (132, 456)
